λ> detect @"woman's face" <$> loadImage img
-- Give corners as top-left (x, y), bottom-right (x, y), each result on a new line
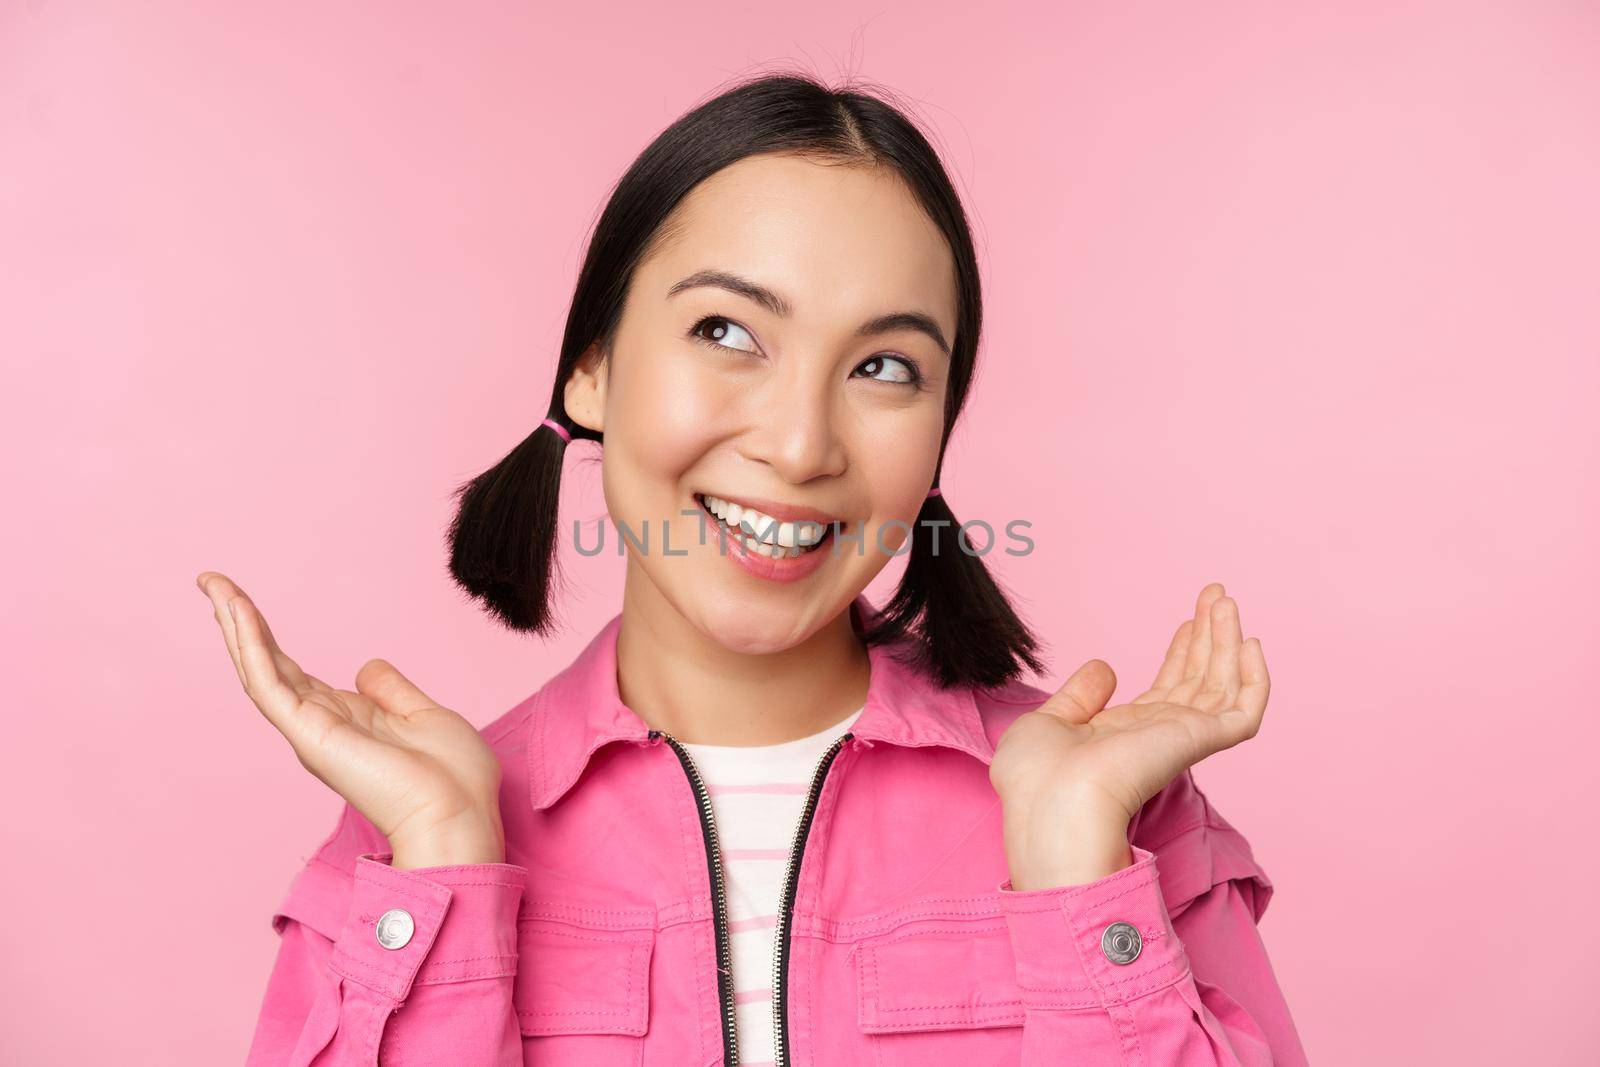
top-left (567, 152), bottom-right (957, 654)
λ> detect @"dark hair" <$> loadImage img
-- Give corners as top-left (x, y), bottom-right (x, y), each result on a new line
top-left (446, 70), bottom-right (1044, 690)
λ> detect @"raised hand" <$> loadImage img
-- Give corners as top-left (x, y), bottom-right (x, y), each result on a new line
top-left (196, 571), bottom-right (505, 869)
top-left (990, 582), bottom-right (1270, 889)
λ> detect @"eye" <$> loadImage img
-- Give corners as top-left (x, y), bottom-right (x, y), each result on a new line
top-left (854, 354), bottom-right (922, 386)
top-left (688, 315), bottom-right (760, 355)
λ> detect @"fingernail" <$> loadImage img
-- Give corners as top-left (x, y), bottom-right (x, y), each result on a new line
top-left (228, 598), bottom-right (239, 620)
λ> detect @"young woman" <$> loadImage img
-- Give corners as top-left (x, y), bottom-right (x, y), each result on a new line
top-left (204, 74), bottom-right (1307, 1065)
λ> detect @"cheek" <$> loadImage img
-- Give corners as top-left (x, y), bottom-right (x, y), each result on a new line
top-left (859, 409), bottom-right (944, 528)
top-left (603, 350), bottom-right (732, 500)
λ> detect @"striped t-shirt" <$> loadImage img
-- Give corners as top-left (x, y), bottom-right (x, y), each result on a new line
top-left (679, 705), bottom-right (863, 1067)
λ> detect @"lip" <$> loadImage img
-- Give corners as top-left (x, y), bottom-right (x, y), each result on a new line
top-left (692, 492), bottom-right (841, 584)
top-left (693, 490), bottom-right (841, 526)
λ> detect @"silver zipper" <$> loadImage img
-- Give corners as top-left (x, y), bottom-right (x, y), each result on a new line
top-left (772, 732), bottom-right (852, 1067)
top-left (652, 730), bottom-right (741, 1064)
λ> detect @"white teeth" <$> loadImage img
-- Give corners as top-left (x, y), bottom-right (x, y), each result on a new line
top-left (743, 514), bottom-right (781, 544)
top-left (699, 494), bottom-right (831, 557)
top-left (739, 535), bottom-right (798, 559)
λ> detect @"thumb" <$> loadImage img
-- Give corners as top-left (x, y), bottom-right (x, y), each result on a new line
top-left (354, 658), bottom-right (439, 718)
top-left (1036, 659), bottom-right (1117, 725)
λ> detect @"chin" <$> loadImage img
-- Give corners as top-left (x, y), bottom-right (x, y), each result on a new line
top-left (689, 595), bottom-right (815, 656)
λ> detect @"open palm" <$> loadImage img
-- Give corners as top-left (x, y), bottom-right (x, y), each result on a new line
top-left (991, 583), bottom-right (1271, 833)
top-left (196, 571), bottom-right (504, 866)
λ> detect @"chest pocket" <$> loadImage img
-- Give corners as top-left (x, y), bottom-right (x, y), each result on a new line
top-left (514, 900), bottom-right (655, 1066)
top-left (852, 909), bottom-right (1026, 1064)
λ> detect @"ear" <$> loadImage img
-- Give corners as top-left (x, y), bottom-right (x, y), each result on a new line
top-left (563, 343), bottom-right (607, 434)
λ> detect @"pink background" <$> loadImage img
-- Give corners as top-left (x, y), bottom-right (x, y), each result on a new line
top-left (3, 3), bottom-right (1595, 1063)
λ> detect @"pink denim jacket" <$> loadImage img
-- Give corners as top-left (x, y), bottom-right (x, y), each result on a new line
top-left (248, 595), bottom-right (1308, 1065)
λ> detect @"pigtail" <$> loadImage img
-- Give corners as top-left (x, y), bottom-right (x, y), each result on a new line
top-left (860, 487), bottom-right (1045, 690)
top-left (445, 408), bottom-right (593, 637)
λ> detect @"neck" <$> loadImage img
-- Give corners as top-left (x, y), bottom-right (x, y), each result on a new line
top-left (614, 566), bottom-right (871, 747)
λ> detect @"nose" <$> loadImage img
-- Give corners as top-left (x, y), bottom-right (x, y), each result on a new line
top-left (736, 377), bottom-right (847, 484)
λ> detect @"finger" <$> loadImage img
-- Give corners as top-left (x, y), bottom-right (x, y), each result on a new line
top-left (199, 572), bottom-right (331, 695)
top-left (198, 572), bottom-right (247, 687)
top-left (1182, 582), bottom-right (1227, 683)
top-left (355, 658), bottom-right (441, 719)
top-left (231, 595), bottom-right (338, 748)
top-left (224, 579), bottom-right (328, 692)
top-left (1145, 619), bottom-right (1193, 695)
top-left (1221, 637), bottom-right (1270, 742)
top-left (1202, 596), bottom-right (1242, 705)
top-left (1035, 659), bottom-right (1116, 726)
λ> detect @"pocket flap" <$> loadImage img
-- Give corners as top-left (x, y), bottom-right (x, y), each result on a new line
top-left (514, 903), bottom-right (655, 1038)
top-left (854, 918), bottom-right (1025, 1033)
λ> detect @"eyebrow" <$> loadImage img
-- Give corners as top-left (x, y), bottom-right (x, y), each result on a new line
top-left (666, 268), bottom-right (951, 356)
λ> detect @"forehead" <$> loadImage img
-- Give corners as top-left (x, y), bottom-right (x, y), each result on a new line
top-left (641, 152), bottom-right (958, 334)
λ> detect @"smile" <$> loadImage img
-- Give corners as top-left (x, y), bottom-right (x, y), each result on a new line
top-left (693, 492), bottom-right (837, 560)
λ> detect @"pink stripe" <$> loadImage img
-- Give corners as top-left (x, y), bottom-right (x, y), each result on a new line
top-left (729, 914), bottom-right (777, 932)
top-left (734, 987), bottom-right (773, 1005)
top-left (723, 848), bottom-right (791, 861)
top-left (707, 782), bottom-right (809, 795)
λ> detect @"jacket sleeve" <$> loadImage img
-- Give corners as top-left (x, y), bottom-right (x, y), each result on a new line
top-left (246, 805), bottom-right (528, 1066)
top-left (995, 770), bottom-right (1309, 1066)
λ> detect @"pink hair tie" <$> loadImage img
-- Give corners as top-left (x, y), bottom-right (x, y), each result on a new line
top-left (540, 417), bottom-right (572, 444)
top-left (926, 486), bottom-right (942, 499)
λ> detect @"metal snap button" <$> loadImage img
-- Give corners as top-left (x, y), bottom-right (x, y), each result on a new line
top-left (1101, 921), bottom-right (1142, 965)
top-left (375, 908), bottom-right (415, 950)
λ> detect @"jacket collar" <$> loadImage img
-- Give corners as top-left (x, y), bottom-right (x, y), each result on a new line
top-left (527, 594), bottom-right (993, 810)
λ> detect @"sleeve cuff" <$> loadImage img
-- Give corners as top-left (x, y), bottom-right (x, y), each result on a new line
top-left (327, 853), bottom-right (527, 1003)
top-left (996, 844), bottom-right (1190, 1008)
